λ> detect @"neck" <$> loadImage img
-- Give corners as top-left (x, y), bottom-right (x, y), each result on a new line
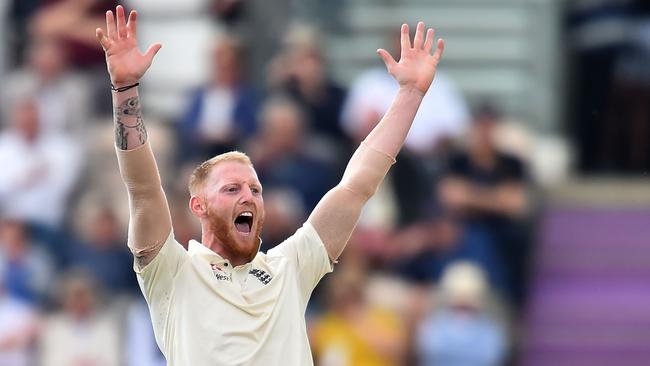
top-left (200, 225), bottom-right (254, 267)
top-left (470, 144), bottom-right (496, 169)
top-left (298, 75), bottom-right (324, 100)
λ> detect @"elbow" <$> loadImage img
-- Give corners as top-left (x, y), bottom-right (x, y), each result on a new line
top-left (126, 183), bottom-right (165, 202)
top-left (339, 176), bottom-right (378, 202)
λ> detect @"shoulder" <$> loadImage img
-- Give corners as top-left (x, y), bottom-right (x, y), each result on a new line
top-left (266, 222), bottom-right (324, 260)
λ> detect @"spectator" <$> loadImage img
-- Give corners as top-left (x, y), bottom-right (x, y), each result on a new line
top-left (417, 261), bottom-right (508, 366)
top-left (38, 270), bottom-right (121, 366)
top-left (0, 219), bottom-right (54, 304)
top-left (246, 95), bottom-right (337, 213)
top-left (0, 97), bottom-right (83, 228)
top-left (178, 34), bottom-right (259, 163)
top-left (0, 274), bottom-right (38, 366)
top-left (341, 32), bottom-right (469, 156)
top-left (310, 268), bottom-right (406, 366)
top-left (69, 207), bottom-right (137, 296)
top-left (268, 24), bottom-right (348, 142)
top-left (391, 214), bottom-right (462, 284)
top-left (2, 37), bottom-right (92, 135)
top-left (439, 105), bottom-right (531, 304)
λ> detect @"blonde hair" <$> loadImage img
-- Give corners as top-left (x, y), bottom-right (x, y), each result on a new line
top-left (188, 151), bottom-right (253, 196)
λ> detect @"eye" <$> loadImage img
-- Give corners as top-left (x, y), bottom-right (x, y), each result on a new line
top-left (225, 186), bottom-right (239, 193)
top-left (251, 187), bottom-right (261, 195)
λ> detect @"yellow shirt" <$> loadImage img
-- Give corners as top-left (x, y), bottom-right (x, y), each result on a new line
top-left (136, 222), bottom-right (333, 366)
top-left (312, 307), bottom-right (404, 366)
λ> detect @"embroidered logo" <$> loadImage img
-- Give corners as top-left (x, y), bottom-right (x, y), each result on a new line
top-left (211, 264), bottom-right (231, 282)
top-left (249, 268), bottom-right (272, 285)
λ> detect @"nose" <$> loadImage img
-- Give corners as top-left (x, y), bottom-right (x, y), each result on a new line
top-left (239, 185), bottom-right (254, 204)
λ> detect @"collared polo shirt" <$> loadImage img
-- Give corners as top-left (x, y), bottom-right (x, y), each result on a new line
top-left (135, 222), bottom-right (333, 366)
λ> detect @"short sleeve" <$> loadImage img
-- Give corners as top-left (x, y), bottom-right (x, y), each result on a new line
top-left (134, 231), bottom-right (188, 351)
top-left (267, 222), bottom-right (333, 303)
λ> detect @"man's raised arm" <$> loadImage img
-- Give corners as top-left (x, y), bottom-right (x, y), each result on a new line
top-left (96, 6), bottom-right (170, 267)
top-left (308, 22), bottom-right (445, 261)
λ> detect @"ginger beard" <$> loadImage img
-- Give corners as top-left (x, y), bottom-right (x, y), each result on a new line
top-left (206, 202), bottom-right (264, 263)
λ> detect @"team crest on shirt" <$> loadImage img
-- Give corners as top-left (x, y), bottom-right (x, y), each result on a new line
top-left (210, 264), bottom-right (232, 282)
top-left (249, 268), bottom-right (272, 285)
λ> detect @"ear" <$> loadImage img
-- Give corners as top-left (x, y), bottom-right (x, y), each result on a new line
top-left (189, 195), bottom-right (206, 217)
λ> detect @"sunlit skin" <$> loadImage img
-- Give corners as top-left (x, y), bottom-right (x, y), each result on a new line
top-left (189, 161), bottom-right (265, 266)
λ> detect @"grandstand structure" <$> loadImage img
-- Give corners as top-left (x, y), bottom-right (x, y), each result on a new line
top-left (524, 180), bottom-right (650, 366)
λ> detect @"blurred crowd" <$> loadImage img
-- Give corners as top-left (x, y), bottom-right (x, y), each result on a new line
top-left (0, 1), bottom-right (537, 365)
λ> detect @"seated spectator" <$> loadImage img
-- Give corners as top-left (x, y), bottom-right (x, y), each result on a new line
top-left (0, 273), bottom-right (39, 366)
top-left (1, 37), bottom-right (92, 135)
top-left (417, 262), bottom-right (508, 366)
top-left (391, 214), bottom-right (464, 283)
top-left (0, 97), bottom-right (83, 229)
top-left (310, 268), bottom-right (406, 366)
top-left (38, 270), bottom-right (121, 366)
top-left (267, 24), bottom-right (348, 142)
top-left (178, 34), bottom-right (259, 162)
top-left (246, 96), bottom-right (337, 212)
top-left (69, 207), bottom-right (137, 297)
top-left (439, 104), bottom-right (531, 304)
top-left (0, 219), bottom-right (54, 304)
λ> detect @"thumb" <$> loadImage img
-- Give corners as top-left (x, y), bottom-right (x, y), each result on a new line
top-left (144, 43), bottom-right (162, 63)
top-left (377, 48), bottom-right (397, 71)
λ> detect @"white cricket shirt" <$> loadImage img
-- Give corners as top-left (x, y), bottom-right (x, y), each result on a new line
top-left (135, 222), bottom-right (333, 366)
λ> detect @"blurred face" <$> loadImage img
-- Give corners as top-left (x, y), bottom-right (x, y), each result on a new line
top-left (212, 40), bottom-right (241, 86)
top-left (28, 39), bottom-right (67, 81)
top-left (469, 119), bottom-right (496, 150)
top-left (290, 50), bottom-right (324, 84)
top-left (63, 278), bottom-right (95, 318)
top-left (262, 104), bottom-right (303, 154)
top-left (12, 100), bottom-right (40, 142)
top-left (90, 210), bottom-right (119, 247)
top-left (199, 161), bottom-right (265, 263)
top-left (0, 221), bottom-right (27, 259)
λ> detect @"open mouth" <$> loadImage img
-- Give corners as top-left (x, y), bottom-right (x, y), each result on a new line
top-left (234, 211), bottom-right (253, 235)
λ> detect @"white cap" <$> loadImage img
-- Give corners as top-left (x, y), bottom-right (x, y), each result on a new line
top-left (440, 261), bottom-right (488, 308)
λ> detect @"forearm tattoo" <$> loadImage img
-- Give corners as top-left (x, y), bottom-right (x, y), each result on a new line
top-left (114, 97), bottom-right (147, 150)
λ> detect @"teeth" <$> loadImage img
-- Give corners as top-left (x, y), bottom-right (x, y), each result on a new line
top-left (240, 212), bottom-right (253, 217)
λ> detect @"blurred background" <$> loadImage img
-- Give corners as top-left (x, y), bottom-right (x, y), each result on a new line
top-left (0, 0), bottom-right (649, 365)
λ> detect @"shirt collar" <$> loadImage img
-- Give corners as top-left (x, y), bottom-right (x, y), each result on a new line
top-left (187, 237), bottom-right (263, 271)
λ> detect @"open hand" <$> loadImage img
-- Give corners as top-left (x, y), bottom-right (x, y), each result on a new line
top-left (96, 5), bottom-right (161, 88)
top-left (377, 22), bottom-right (445, 95)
